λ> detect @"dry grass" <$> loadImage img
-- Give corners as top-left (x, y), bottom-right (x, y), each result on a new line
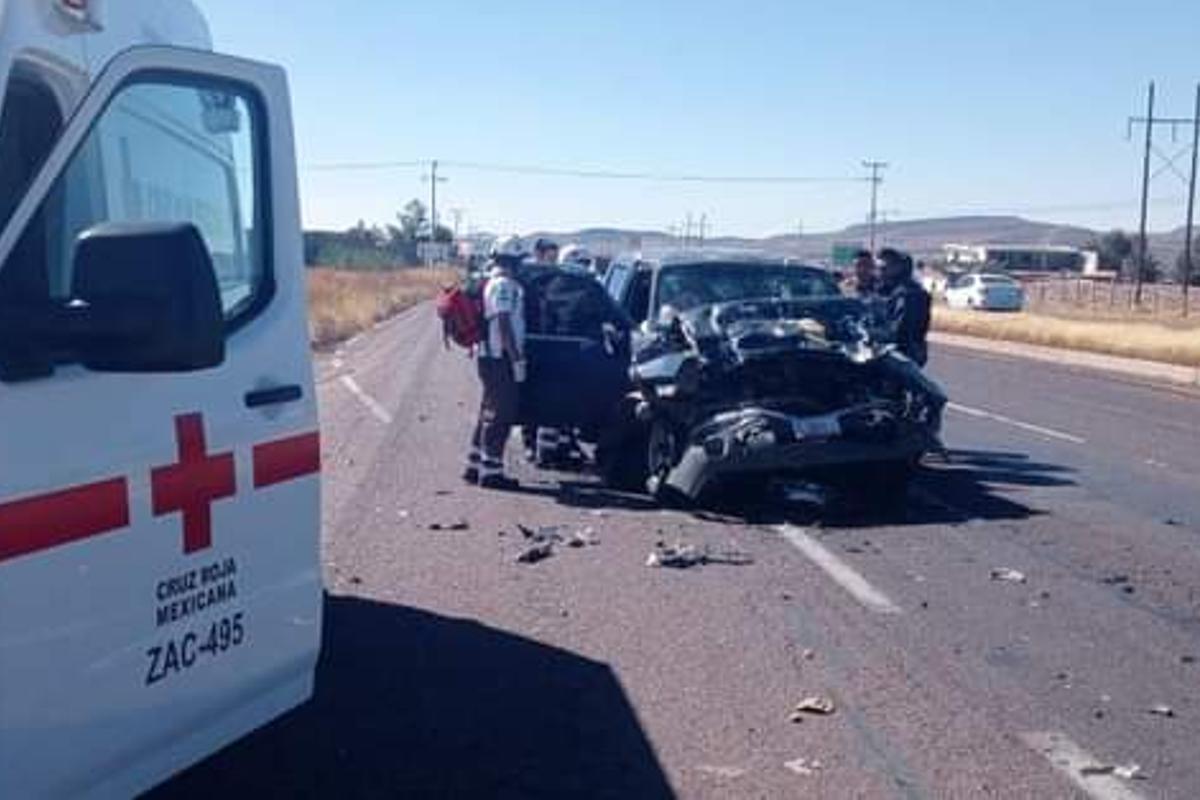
top-left (933, 306), bottom-right (1200, 367)
top-left (308, 266), bottom-right (458, 348)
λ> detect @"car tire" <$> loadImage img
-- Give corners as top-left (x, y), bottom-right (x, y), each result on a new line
top-left (597, 430), bottom-right (649, 492)
top-left (869, 459), bottom-right (915, 508)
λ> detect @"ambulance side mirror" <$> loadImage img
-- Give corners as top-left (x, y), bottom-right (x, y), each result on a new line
top-left (71, 222), bottom-right (226, 373)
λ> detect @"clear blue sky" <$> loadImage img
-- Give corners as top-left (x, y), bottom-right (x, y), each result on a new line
top-left (202, 0), bottom-right (1200, 238)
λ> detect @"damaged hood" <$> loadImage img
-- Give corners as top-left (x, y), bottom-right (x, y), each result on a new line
top-left (641, 296), bottom-right (888, 367)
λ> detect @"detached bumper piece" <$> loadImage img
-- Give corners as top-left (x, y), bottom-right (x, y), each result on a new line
top-left (667, 403), bottom-right (937, 498)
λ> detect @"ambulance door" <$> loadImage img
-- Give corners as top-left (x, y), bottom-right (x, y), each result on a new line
top-left (0, 48), bottom-right (321, 798)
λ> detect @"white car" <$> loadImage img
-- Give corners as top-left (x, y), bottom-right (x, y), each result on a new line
top-left (944, 273), bottom-right (1025, 311)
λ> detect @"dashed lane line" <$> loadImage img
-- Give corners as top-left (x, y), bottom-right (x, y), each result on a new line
top-left (778, 525), bottom-right (902, 615)
top-left (947, 402), bottom-right (1086, 445)
top-left (1021, 731), bottom-right (1147, 800)
top-left (339, 375), bottom-right (393, 425)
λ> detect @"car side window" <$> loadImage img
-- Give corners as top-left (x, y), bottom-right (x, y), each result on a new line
top-left (0, 77), bottom-right (269, 328)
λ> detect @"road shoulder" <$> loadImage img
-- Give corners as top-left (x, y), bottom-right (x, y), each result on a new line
top-left (930, 331), bottom-right (1200, 390)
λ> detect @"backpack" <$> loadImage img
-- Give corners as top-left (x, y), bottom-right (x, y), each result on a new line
top-left (437, 279), bottom-right (487, 350)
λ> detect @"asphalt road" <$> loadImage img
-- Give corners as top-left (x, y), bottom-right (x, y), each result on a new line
top-left (157, 305), bottom-right (1200, 799)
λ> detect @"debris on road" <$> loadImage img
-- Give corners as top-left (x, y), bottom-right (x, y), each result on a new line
top-left (789, 696), bottom-right (836, 721)
top-left (568, 527), bottom-right (600, 548)
top-left (646, 542), bottom-right (706, 569)
top-left (801, 649), bottom-right (817, 661)
top-left (1080, 763), bottom-right (1146, 781)
top-left (990, 568), bottom-right (1027, 584)
top-left (516, 542), bottom-right (555, 564)
top-left (784, 757), bottom-right (822, 776)
top-left (1182, 655), bottom-right (1196, 665)
top-left (428, 519), bottom-right (470, 532)
top-left (696, 765), bottom-right (746, 780)
top-left (1148, 704), bottom-right (1175, 718)
top-left (645, 541), bottom-right (754, 569)
top-left (1101, 574), bottom-right (1130, 586)
top-left (518, 523), bottom-right (565, 543)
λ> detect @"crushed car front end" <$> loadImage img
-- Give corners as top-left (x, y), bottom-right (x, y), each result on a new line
top-left (631, 298), bottom-right (946, 499)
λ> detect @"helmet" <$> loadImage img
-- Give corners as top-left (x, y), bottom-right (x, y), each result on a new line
top-left (558, 244), bottom-right (593, 267)
top-left (490, 235), bottom-right (527, 262)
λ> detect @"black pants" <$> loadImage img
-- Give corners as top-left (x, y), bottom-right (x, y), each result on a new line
top-left (471, 356), bottom-right (519, 469)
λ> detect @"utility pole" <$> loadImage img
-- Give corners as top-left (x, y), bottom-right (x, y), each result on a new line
top-left (422, 160), bottom-right (449, 266)
top-left (862, 160), bottom-right (889, 253)
top-left (1128, 82), bottom-right (1200, 312)
top-left (684, 213), bottom-right (694, 248)
top-left (1185, 82), bottom-right (1200, 316)
top-left (449, 207), bottom-right (465, 240)
top-left (698, 213), bottom-right (708, 245)
top-left (1135, 83), bottom-right (1155, 307)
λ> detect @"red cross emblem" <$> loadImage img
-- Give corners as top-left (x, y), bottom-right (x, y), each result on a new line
top-left (151, 413), bottom-right (236, 554)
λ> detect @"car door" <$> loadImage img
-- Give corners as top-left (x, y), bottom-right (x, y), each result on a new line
top-left (0, 48), bottom-right (320, 798)
top-left (520, 269), bottom-right (631, 433)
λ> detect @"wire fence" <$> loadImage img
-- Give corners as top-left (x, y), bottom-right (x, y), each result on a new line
top-left (1021, 276), bottom-right (1195, 318)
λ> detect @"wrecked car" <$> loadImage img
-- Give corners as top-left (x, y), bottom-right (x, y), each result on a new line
top-left (598, 254), bottom-right (946, 502)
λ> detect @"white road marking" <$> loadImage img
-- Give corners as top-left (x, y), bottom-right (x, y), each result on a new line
top-left (947, 402), bottom-right (1086, 444)
top-left (778, 526), bottom-right (902, 615)
top-left (339, 375), bottom-right (393, 424)
top-left (1021, 731), bottom-right (1147, 800)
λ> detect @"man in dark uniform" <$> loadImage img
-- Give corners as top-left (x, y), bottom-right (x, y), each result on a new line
top-left (877, 248), bottom-right (931, 367)
top-left (842, 249), bottom-right (878, 298)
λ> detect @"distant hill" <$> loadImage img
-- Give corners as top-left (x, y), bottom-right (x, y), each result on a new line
top-left (524, 215), bottom-right (1188, 265)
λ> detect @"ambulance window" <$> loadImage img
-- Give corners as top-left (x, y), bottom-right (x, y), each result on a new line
top-left (2, 77), bottom-right (270, 325)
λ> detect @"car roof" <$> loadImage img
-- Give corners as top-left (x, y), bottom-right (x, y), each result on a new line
top-left (619, 250), bottom-right (827, 272)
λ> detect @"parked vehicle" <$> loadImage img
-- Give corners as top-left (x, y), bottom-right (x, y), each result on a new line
top-left (0, 2), bottom-right (321, 796)
top-left (944, 272), bottom-right (1025, 310)
top-left (599, 254), bottom-right (946, 502)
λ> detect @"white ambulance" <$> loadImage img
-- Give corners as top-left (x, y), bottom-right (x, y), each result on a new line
top-left (0, 1), bottom-right (322, 796)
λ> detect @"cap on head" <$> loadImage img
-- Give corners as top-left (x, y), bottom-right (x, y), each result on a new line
top-left (490, 235), bottom-right (527, 267)
top-left (558, 243), bottom-right (592, 266)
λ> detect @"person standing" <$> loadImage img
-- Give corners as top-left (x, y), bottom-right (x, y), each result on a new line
top-left (532, 237), bottom-right (560, 266)
top-left (464, 236), bottom-right (528, 489)
top-left (842, 249), bottom-right (879, 298)
top-left (877, 248), bottom-right (932, 367)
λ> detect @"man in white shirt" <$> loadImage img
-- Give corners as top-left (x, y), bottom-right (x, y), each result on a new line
top-left (464, 237), bottom-right (527, 490)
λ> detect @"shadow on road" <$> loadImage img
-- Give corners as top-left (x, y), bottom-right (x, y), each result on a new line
top-left (154, 595), bottom-right (675, 800)
top-left (691, 448), bottom-right (1075, 530)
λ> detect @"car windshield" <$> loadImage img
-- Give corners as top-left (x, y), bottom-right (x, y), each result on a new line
top-left (655, 263), bottom-right (839, 315)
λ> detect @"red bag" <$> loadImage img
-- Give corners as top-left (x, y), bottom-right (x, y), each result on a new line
top-left (436, 281), bottom-right (487, 350)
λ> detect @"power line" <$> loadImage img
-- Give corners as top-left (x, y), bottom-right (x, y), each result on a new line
top-left (304, 157), bottom-right (866, 184)
top-left (304, 160), bottom-right (424, 172)
top-left (442, 160), bottom-right (869, 183)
